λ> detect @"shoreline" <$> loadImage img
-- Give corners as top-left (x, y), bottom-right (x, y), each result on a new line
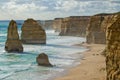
top-left (48, 43), bottom-right (88, 80)
top-left (54, 43), bottom-right (106, 80)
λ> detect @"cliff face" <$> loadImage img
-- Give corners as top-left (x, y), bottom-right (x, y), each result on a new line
top-left (53, 18), bottom-right (63, 32)
top-left (59, 16), bottom-right (90, 37)
top-left (101, 15), bottom-right (114, 32)
top-left (21, 19), bottom-right (46, 44)
top-left (5, 20), bottom-right (23, 52)
top-left (86, 14), bottom-right (113, 44)
top-left (106, 13), bottom-right (120, 80)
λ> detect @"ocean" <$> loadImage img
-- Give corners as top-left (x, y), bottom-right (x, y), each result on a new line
top-left (0, 20), bottom-right (87, 80)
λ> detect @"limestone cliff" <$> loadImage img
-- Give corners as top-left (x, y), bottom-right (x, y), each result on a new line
top-left (59, 16), bottom-right (90, 37)
top-left (101, 15), bottom-right (114, 32)
top-left (5, 20), bottom-right (23, 52)
top-left (86, 14), bottom-right (113, 44)
top-left (21, 19), bottom-right (46, 44)
top-left (53, 18), bottom-right (63, 32)
top-left (106, 13), bottom-right (120, 80)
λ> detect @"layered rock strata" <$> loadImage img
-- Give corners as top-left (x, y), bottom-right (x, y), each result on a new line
top-left (53, 18), bottom-right (63, 32)
top-left (59, 16), bottom-right (90, 37)
top-left (86, 14), bottom-right (113, 44)
top-left (106, 13), bottom-right (120, 80)
top-left (21, 19), bottom-right (46, 44)
top-left (5, 20), bottom-right (23, 52)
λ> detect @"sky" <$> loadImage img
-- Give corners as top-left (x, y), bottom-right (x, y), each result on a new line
top-left (0, 0), bottom-right (120, 20)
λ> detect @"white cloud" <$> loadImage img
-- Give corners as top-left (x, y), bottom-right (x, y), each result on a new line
top-left (0, 0), bottom-right (119, 20)
top-left (55, 0), bottom-right (78, 11)
top-left (0, 0), bottom-right (48, 20)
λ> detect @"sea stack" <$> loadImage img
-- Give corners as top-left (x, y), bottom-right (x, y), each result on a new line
top-left (106, 13), bottom-right (120, 80)
top-left (5, 20), bottom-right (23, 52)
top-left (21, 18), bottom-right (46, 44)
top-left (36, 53), bottom-right (53, 67)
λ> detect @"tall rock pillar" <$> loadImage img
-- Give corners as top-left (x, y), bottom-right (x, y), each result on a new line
top-left (5, 20), bottom-right (23, 52)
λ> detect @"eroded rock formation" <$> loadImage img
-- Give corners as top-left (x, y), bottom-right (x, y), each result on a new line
top-left (36, 53), bottom-right (53, 67)
top-left (59, 16), bottom-right (90, 37)
top-left (5, 20), bottom-right (23, 52)
top-left (21, 18), bottom-right (46, 44)
top-left (86, 14), bottom-right (112, 44)
top-left (53, 18), bottom-right (63, 32)
top-left (106, 13), bottom-right (120, 80)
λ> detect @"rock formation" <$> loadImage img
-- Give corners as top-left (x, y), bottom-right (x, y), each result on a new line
top-left (53, 18), bottom-right (63, 32)
top-left (59, 16), bottom-right (90, 37)
top-left (5, 20), bottom-right (23, 52)
top-left (86, 14), bottom-right (112, 44)
top-left (106, 13), bottom-right (120, 80)
top-left (21, 18), bottom-right (46, 44)
top-left (36, 53), bottom-right (53, 67)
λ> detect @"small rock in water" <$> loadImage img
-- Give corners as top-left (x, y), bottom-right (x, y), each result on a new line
top-left (36, 53), bottom-right (53, 67)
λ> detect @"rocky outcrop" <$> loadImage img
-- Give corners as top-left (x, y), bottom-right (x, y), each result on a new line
top-left (86, 14), bottom-right (113, 44)
top-left (53, 18), bottom-right (63, 32)
top-left (106, 13), bottom-right (120, 80)
top-left (21, 19), bottom-right (46, 44)
top-left (36, 53), bottom-right (53, 67)
top-left (59, 16), bottom-right (90, 37)
top-left (5, 20), bottom-right (23, 52)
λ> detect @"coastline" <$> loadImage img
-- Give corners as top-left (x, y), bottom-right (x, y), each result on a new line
top-left (54, 43), bottom-right (106, 80)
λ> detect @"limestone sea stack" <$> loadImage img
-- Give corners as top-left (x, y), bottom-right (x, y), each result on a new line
top-left (106, 13), bottom-right (120, 80)
top-left (21, 19), bottom-right (46, 44)
top-left (5, 20), bottom-right (23, 52)
top-left (36, 53), bottom-right (53, 67)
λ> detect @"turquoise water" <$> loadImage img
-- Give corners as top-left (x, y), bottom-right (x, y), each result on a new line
top-left (0, 20), bottom-right (87, 80)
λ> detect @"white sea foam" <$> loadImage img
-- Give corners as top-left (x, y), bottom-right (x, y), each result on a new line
top-left (0, 30), bottom-right (87, 80)
top-left (0, 72), bottom-right (14, 80)
top-left (0, 33), bottom-right (7, 37)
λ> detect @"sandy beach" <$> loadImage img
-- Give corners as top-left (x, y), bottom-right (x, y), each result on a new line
top-left (55, 43), bottom-right (106, 80)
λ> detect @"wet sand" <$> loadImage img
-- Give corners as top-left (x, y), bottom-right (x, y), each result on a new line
top-left (54, 43), bottom-right (106, 80)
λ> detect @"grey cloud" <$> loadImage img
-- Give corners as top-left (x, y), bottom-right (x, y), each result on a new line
top-left (110, 1), bottom-right (120, 4)
top-left (0, 0), bottom-right (120, 20)
top-left (75, 0), bottom-right (107, 2)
